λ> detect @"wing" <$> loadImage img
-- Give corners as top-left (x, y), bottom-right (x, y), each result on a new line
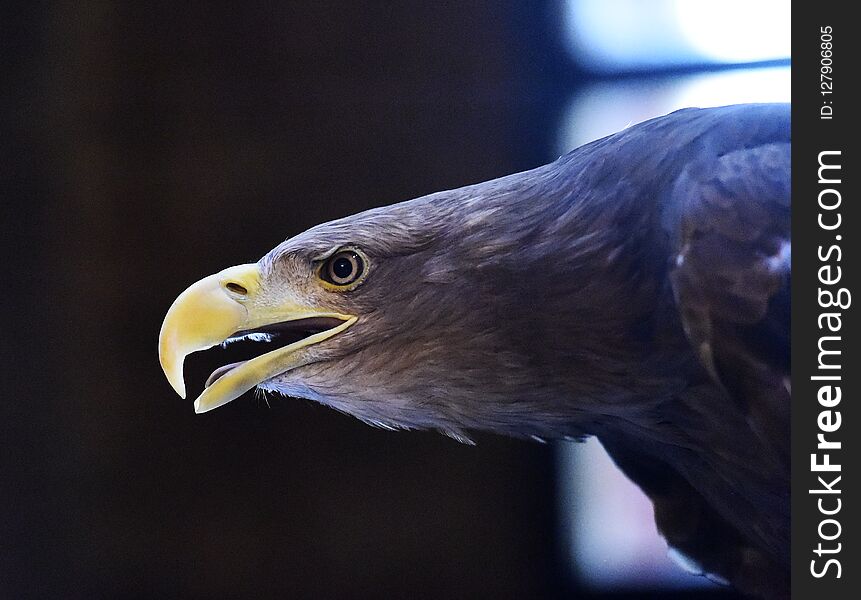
top-left (601, 107), bottom-right (791, 598)
top-left (667, 140), bottom-right (790, 468)
top-left (626, 120), bottom-right (790, 597)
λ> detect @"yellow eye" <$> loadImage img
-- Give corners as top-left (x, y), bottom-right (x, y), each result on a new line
top-left (322, 251), bottom-right (364, 287)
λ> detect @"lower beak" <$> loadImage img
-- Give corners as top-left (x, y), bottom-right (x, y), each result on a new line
top-left (158, 263), bottom-right (355, 413)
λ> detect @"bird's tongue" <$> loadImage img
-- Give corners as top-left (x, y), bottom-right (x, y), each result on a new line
top-left (205, 361), bottom-right (248, 388)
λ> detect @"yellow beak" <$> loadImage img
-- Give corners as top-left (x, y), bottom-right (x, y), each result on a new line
top-left (158, 263), bottom-right (356, 413)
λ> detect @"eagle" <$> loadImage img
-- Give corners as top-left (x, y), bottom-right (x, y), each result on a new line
top-left (159, 103), bottom-right (790, 598)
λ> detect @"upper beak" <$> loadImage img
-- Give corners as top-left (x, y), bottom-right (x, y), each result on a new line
top-left (158, 263), bottom-right (356, 413)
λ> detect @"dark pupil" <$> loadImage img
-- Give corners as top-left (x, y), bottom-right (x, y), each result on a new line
top-left (332, 256), bottom-right (354, 280)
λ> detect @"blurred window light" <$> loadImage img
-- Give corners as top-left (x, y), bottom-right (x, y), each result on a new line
top-left (558, 438), bottom-right (714, 590)
top-left (557, 65), bottom-right (790, 153)
top-left (563, 0), bottom-right (791, 71)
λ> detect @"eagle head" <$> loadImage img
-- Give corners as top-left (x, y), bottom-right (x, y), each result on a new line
top-left (159, 170), bottom-right (648, 441)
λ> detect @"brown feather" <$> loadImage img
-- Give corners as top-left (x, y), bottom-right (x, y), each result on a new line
top-left (254, 103), bottom-right (790, 598)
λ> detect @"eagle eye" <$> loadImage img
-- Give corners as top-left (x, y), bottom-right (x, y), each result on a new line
top-left (321, 250), bottom-right (365, 287)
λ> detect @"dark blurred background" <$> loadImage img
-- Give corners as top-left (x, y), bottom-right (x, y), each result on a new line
top-left (3, 1), bottom-right (788, 598)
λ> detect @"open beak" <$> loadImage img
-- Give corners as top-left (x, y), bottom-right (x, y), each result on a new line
top-left (158, 263), bottom-right (356, 413)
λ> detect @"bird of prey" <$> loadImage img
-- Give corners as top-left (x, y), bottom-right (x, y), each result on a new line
top-left (159, 103), bottom-right (790, 598)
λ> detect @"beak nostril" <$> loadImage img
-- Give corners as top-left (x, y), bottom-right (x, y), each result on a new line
top-left (225, 282), bottom-right (248, 295)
